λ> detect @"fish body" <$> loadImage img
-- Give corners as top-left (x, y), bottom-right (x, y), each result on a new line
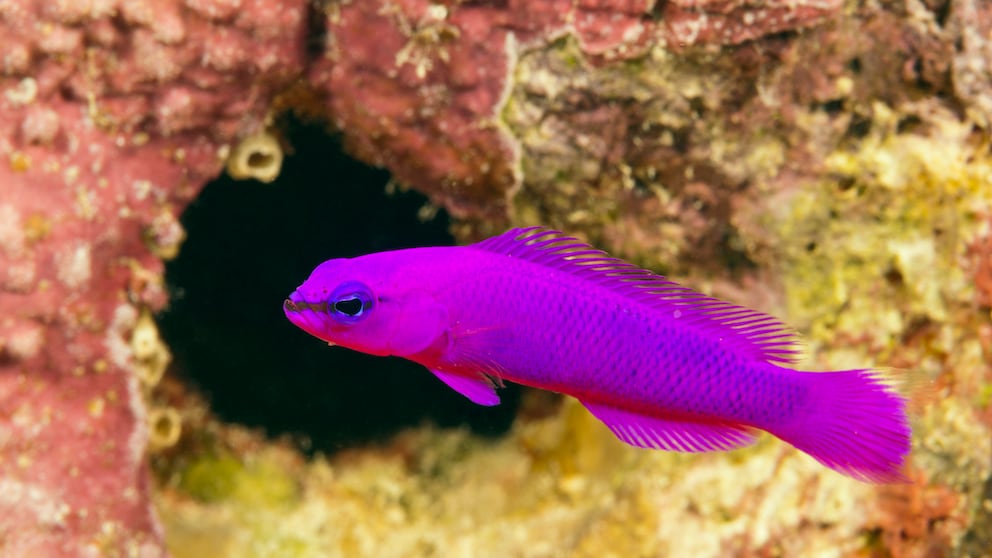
top-left (284, 227), bottom-right (910, 482)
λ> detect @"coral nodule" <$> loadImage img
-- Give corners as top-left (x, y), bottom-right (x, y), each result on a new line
top-left (225, 131), bottom-right (284, 184)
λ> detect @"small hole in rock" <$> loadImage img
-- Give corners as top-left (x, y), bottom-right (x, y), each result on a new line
top-left (247, 150), bottom-right (275, 169)
top-left (884, 267), bottom-right (904, 287)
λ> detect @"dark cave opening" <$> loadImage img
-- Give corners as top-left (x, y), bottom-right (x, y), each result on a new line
top-left (159, 120), bottom-right (520, 453)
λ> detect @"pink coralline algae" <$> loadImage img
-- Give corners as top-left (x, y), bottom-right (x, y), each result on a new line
top-left (0, 0), bottom-right (305, 554)
top-left (311, 0), bottom-right (841, 217)
top-left (952, 0), bottom-right (992, 126)
top-left (661, 0), bottom-right (842, 46)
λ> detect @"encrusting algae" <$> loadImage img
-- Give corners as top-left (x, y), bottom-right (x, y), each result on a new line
top-left (762, 102), bottom-right (990, 345)
top-left (746, 101), bottom-right (992, 553)
top-left (157, 394), bottom-right (891, 558)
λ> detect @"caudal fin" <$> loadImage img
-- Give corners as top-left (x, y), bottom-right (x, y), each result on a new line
top-left (772, 369), bottom-right (911, 483)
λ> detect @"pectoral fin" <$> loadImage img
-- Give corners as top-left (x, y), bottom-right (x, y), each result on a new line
top-left (429, 368), bottom-right (501, 406)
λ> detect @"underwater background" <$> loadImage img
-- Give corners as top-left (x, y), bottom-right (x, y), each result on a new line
top-left (0, 0), bottom-right (990, 556)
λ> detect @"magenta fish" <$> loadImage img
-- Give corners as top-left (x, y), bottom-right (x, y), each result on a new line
top-left (284, 227), bottom-right (910, 482)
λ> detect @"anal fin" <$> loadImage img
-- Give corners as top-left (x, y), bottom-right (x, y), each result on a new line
top-left (581, 400), bottom-right (756, 453)
top-left (429, 368), bottom-right (501, 406)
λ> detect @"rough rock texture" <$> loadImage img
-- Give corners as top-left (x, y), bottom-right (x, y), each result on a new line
top-left (3, 0), bottom-right (992, 556)
top-left (310, 0), bottom-right (841, 218)
top-left (157, 385), bottom-right (986, 558)
top-left (952, 0), bottom-right (992, 126)
top-left (0, 0), bottom-right (305, 554)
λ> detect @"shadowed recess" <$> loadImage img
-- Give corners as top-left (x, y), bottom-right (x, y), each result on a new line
top-left (159, 120), bottom-right (520, 452)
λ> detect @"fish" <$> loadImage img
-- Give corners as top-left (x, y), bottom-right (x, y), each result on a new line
top-left (284, 226), bottom-right (910, 482)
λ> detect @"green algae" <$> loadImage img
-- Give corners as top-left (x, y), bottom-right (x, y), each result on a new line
top-left (159, 410), bottom-right (878, 558)
top-left (979, 383), bottom-right (992, 410)
top-left (500, 36), bottom-right (793, 275)
top-left (162, 445), bottom-right (308, 558)
top-left (179, 454), bottom-right (242, 503)
top-left (753, 101), bottom-right (992, 552)
top-left (179, 452), bottom-right (299, 507)
top-left (762, 103), bottom-right (990, 351)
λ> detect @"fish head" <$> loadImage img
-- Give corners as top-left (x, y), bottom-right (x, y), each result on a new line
top-left (284, 253), bottom-right (448, 358)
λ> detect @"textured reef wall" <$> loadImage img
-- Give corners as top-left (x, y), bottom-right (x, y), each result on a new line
top-left (2, 0), bottom-right (991, 557)
top-left (0, 0), bottom-right (305, 554)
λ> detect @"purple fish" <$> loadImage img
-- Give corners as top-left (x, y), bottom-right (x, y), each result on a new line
top-left (284, 227), bottom-right (910, 482)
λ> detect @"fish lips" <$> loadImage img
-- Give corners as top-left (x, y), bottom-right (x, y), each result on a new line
top-left (283, 292), bottom-right (333, 342)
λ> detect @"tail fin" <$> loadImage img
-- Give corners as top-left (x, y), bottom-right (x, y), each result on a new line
top-left (772, 369), bottom-right (911, 483)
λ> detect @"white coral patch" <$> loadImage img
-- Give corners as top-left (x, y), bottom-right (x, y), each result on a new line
top-left (0, 205), bottom-right (25, 256)
top-left (131, 179), bottom-right (152, 201)
top-left (889, 236), bottom-right (945, 321)
top-left (0, 480), bottom-right (70, 529)
top-left (3, 261), bottom-right (36, 292)
top-left (105, 304), bottom-right (139, 370)
top-left (21, 107), bottom-right (60, 145)
top-left (54, 243), bottom-right (92, 289)
top-left (125, 370), bottom-right (150, 474)
top-left (6, 322), bottom-right (43, 360)
top-left (4, 77), bottom-right (37, 106)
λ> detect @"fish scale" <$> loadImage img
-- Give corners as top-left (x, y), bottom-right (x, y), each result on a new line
top-left (284, 226), bottom-right (911, 482)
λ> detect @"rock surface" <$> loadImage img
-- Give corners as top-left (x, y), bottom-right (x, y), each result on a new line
top-left (0, 0), bottom-right (305, 554)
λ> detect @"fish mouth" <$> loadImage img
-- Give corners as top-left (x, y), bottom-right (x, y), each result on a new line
top-left (283, 297), bottom-right (326, 313)
top-left (283, 292), bottom-right (330, 338)
top-left (283, 288), bottom-right (329, 314)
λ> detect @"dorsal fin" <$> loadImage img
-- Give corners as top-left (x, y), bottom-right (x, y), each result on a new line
top-left (472, 227), bottom-right (802, 365)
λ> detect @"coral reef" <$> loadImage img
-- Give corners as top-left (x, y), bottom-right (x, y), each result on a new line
top-left (156, 390), bottom-right (985, 558)
top-left (2, 0), bottom-right (991, 556)
top-left (309, 0), bottom-right (841, 219)
top-left (0, 0), bottom-right (305, 554)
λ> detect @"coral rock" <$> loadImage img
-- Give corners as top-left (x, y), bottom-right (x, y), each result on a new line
top-left (661, 0), bottom-right (842, 46)
top-left (310, 0), bottom-right (840, 219)
top-left (0, 0), bottom-right (306, 554)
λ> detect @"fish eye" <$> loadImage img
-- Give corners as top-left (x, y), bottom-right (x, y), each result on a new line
top-left (333, 296), bottom-right (364, 316)
top-left (328, 281), bottom-right (374, 323)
